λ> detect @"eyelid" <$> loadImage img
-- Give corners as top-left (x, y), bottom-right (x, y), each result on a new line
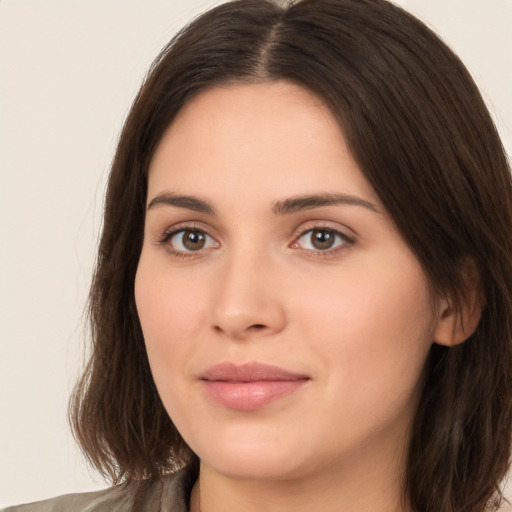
top-left (289, 222), bottom-right (356, 256)
top-left (291, 220), bottom-right (356, 243)
top-left (156, 220), bottom-right (216, 241)
top-left (156, 221), bottom-right (220, 257)
top-left (153, 219), bottom-right (355, 259)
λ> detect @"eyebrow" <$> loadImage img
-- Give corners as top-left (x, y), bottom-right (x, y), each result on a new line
top-left (272, 193), bottom-right (381, 215)
top-left (147, 193), bottom-right (215, 214)
top-left (147, 192), bottom-right (380, 215)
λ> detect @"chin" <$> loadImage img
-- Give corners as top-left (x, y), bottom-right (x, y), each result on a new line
top-left (204, 452), bottom-right (310, 482)
top-left (189, 428), bottom-right (319, 482)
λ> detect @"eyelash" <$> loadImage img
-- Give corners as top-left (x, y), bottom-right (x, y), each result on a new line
top-left (292, 225), bottom-right (354, 258)
top-left (157, 223), bottom-right (217, 258)
top-left (157, 224), bottom-right (354, 259)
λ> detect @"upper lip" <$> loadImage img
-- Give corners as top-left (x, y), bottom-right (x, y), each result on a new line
top-left (200, 362), bottom-right (309, 382)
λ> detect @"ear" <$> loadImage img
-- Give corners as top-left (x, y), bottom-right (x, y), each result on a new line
top-left (433, 260), bottom-right (485, 347)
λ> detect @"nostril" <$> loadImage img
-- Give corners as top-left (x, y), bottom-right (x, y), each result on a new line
top-left (212, 323), bottom-right (270, 339)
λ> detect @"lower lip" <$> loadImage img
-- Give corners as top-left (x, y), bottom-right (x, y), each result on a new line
top-left (202, 379), bottom-right (308, 410)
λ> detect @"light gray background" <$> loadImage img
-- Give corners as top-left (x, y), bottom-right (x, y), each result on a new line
top-left (1, 0), bottom-right (511, 507)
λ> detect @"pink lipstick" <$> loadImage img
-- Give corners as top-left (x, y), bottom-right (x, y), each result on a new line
top-left (199, 362), bottom-right (309, 411)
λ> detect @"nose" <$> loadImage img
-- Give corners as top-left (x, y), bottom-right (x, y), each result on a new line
top-left (210, 247), bottom-right (287, 340)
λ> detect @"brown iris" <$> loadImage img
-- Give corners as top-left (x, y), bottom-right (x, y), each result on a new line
top-left (310, 229), bottom-right (336, 250)
top-left (182, 230), bottom-right (207, 251)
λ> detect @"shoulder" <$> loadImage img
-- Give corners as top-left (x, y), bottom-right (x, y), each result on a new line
top-left (2, 467), bottom-right (193, 512)
top-left (1, 486), bottom-right (128, 512)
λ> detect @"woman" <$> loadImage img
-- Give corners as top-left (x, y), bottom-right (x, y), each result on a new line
top-left (5, 0), bottom-right (512, 511)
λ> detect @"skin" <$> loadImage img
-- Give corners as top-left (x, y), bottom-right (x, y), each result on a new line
top-left (135, 81), bottom-right (455, 512)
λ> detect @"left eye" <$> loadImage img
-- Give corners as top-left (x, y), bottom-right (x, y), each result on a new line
top-left (295, 228), bottom-right (349, 251)
top-left (168, 229), bottom-right (217, 252)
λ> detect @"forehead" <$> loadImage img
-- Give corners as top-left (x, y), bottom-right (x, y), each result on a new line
top-left (147, 81), bottom-right (380, 209)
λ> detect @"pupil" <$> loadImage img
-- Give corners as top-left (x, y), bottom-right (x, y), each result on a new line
top-left (312, 230), bottom-right (334, 250)
top-left (183, 230), bottom-right (205, 250)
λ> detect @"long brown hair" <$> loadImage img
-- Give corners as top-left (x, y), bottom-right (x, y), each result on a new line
top-left (70, 1), bottom-right (512, 511)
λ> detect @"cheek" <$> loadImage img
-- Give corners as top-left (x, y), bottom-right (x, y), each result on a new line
top-left (134, 259), bottom-right (207, 387)
top-left (135, 248), bottom-right (209, 333)
top-left (292, 258), bottom-right (434, 408)
top-left (295, 259), bottom-right (433, 342)
top-left (134, 258), bottom-right (217, 446)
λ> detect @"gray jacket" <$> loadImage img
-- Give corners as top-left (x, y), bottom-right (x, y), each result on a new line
top-left (2, 467), bottom-right (193, 512)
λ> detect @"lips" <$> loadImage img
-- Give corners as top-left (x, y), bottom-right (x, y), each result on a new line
top-left (199, 362), bottom-right (310, 411)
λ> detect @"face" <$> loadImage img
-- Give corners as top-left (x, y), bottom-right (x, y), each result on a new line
top-left (135, 81), bottom-right (437, 483)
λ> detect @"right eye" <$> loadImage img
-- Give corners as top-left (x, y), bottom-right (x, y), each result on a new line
top-left (165, 229), bottom-right (218, 254)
